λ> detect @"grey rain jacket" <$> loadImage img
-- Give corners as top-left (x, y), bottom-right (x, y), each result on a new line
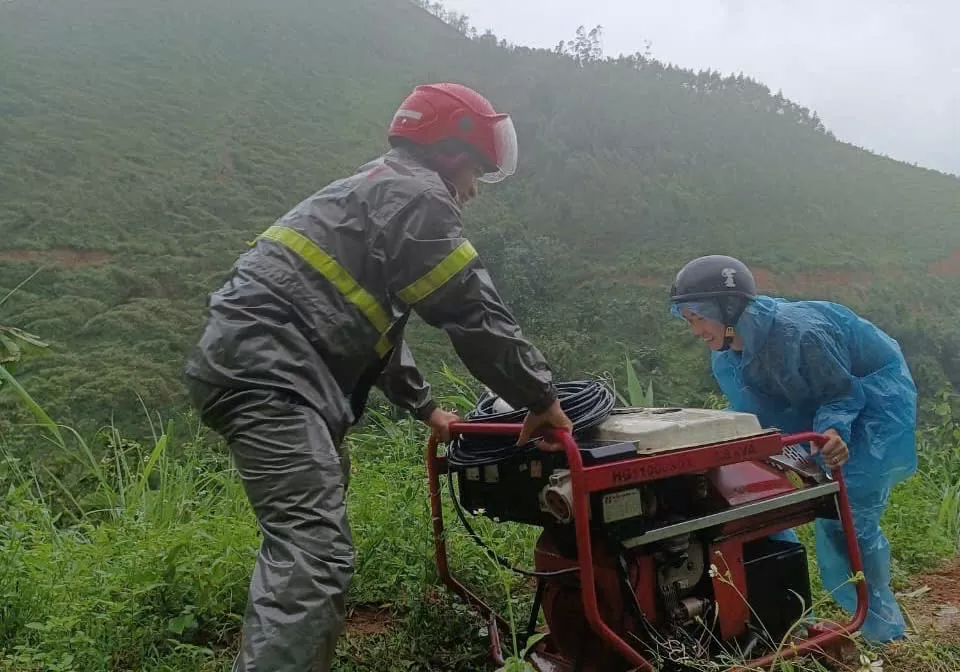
top-left (183, 146), bottom-right (557, 443)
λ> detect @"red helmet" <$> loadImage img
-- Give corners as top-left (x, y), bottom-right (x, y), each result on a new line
top-left (388, 83), bottom-right (518, 183)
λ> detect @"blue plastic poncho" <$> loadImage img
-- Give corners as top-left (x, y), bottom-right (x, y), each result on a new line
top-left (674, 295), bottom-right (918, 643)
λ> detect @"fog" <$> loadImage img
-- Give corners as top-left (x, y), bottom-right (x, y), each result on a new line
top-left (443, 0), bottom-right (960, 177)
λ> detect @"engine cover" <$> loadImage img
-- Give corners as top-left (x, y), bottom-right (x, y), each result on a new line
top-left (595, 407), bottom-right (767, 454)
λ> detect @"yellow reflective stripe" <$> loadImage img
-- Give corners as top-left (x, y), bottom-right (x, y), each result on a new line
top-left (374, 333), bottom-right (393, 358)
top-left (397, 240), bottom-right (478, 305)
top-left (258, 226), bottom-right (394, 348)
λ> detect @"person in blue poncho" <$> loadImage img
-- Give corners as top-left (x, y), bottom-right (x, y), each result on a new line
top-left (668, 254), bottom-right (918, 644)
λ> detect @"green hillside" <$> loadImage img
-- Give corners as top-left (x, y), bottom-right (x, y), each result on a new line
top-left (2, 0), bottom-right (959, 435)
top-left (3, 2), bottom-right (960, 671)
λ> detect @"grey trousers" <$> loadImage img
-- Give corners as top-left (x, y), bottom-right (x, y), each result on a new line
top-left (186, 382), bottom-right (354, 672)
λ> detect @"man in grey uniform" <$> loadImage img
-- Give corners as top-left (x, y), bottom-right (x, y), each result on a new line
top-left (182, 82), bottom-right (573, 671)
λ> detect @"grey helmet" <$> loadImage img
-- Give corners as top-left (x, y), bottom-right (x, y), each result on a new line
top-left (670, 255), bottom-right (757, 351)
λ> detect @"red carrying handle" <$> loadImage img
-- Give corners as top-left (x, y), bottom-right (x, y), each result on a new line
top-left (439, 421), bottom-right (655, 670)
top-left (736, 432), bottom-right (869, 671)
top-left (431, 425), bottom-right (868, 672)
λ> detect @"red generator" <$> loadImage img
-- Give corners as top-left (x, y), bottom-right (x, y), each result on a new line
top-left (426, 406), bottom-right (867, 671)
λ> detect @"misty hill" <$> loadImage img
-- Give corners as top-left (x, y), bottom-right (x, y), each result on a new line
top-left (1, 0), bottom-right (959, 434)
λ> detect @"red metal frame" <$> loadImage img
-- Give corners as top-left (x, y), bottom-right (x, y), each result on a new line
top-left (425, 424), bottom-right (869, 671)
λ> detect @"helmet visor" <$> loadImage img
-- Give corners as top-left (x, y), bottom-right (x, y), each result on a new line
top-left (671, 300), bottom-right (725, 323)
top-left (479, 115), bottom-right (518, 184)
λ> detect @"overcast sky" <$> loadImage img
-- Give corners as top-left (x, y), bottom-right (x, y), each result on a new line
top-left (442, 0), bottom-right (960, 177)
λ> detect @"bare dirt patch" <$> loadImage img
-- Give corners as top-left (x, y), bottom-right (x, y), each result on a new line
top-left (821, 557), bottom-right (960, 672)
top-left (582, 261), bottom-right (889, 296)
top-left (603, 267), bottom-right (879, 296)
top-left (0, 249), bottom-right (112, 267)
top-left (897, 557), bottom-right (960, 645)
top-left (751, 267), bottom-right (876, 294)
top-left (750, 266), bottom-right (776, 290)
top-left (792, 270), bottom-right (876, 293)
top-left (928, 249), bottom-right (960, 278)
top-left (336, 604), bottom-right (401, 668)
top-left (345, 604), bottom-right (397, 637)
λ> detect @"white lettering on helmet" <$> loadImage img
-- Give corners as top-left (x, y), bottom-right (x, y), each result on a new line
top-left (721, 268), bottom-right (738, 288)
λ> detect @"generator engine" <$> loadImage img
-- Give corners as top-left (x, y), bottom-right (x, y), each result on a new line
top-left (530, 476), bottom-right (814, 671)
top-left (448, 405), bottom-right (844, 671)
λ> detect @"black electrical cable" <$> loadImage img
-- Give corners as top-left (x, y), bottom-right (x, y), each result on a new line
top-left (441, 378), bottom-right (616, 578)
top-left (447, 379), bottom-right (616, 468)
top-left (446, 467), bottom-right (580, 578)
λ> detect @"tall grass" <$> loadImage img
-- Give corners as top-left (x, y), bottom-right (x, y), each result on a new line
top-left (0, 368), bottom-right (958, 671)
top-left (0, 368), bottom-right (530, 671)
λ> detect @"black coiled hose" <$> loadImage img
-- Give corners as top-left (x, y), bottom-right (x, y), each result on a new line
top-left (446, 379), bottom-right (616, 468)
top-left (444, 378), bottom-right (616, 578)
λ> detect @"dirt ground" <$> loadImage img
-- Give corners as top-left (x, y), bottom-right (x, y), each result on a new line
top-left (879, 556), bottom-right (960, 672)
top-left (898, 556), bottom-right (960, 645)
top-left (345, 604), bottom-right (397, 637)
top-left (336, 558), bottom-right (960, 671)
top-left (928, 249), bottom-right (960, 277)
